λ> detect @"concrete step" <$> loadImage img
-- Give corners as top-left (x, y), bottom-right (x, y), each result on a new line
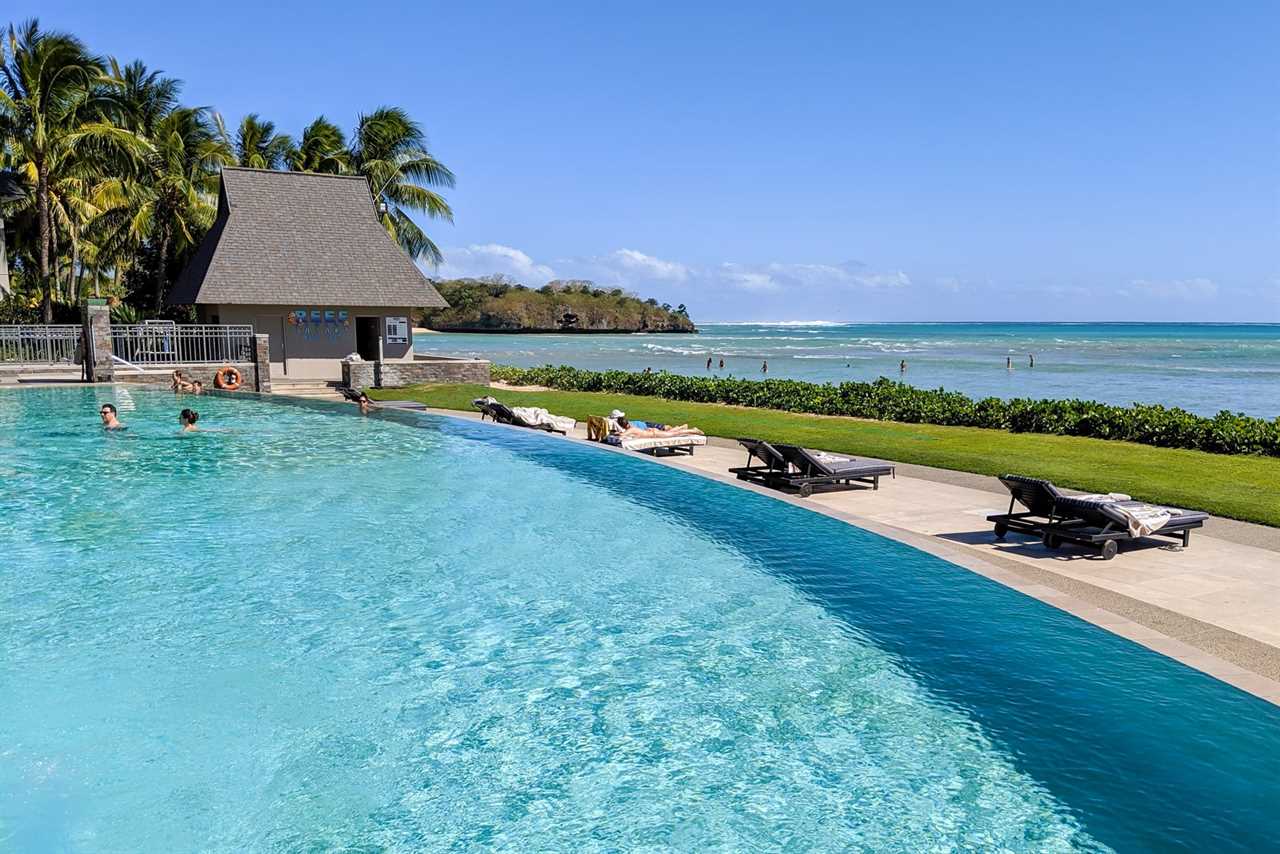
top-left (271, 379), bottom-right (342, 389)
top-left (273, 387), bottom-right (345, 401)
top-left (271, 380), bottom-right (343, 396)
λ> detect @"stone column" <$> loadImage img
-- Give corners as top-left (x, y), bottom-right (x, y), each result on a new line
top-left (82, 300), bottom-right (114, 383)
top-left (252, 333), bottom-right (272, 393)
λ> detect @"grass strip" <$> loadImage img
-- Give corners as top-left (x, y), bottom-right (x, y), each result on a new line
top-left (371, 383), bottom-right (1280, 527)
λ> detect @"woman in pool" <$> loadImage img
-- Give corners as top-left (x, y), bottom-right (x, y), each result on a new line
top-left (178, 409), bottom-right (200, 432)
top-left (171, 370), bottom-right (195, 393)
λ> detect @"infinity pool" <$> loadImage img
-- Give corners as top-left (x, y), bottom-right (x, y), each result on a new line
top-left (1, 387), bottom-right (1277, 852)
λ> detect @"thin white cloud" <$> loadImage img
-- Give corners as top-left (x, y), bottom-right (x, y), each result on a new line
top-left (715, 261), bottom-right (910, 292)
top-left (611, 249), bottom-right (689, 281)
top-left (436, 243), bottom-right (557, 282)
top-left (436, 243), bottom-right (910, 300)
top-left (718, 264), bottom-right (782, 293)
top-left (1129, 277), bottom-right (1219, 300)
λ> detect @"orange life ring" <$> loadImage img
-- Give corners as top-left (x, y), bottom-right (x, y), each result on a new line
top-left (214, 366), bottom-right (242, 391)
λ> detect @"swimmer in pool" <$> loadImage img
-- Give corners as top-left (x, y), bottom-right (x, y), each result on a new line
top-left (99, 403), bottom-right (126, 430)
top-left (178, 408), bottom-right (199, 432)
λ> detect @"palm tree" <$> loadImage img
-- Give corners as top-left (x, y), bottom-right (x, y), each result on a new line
top-left (288, 115), bottom-right (346, 173)
top-left (0, 20), bottom-right (109, 320)
top-left (95, 59), bottom-right (180, 292)
top-left (347, 106), bottom-right (453, 265)
top-left (231, 113), bottom-right (292, 170)
top-left (112, 58), bottom-right (179, 139)
top-left (96, 106), bottom-right (231, 310)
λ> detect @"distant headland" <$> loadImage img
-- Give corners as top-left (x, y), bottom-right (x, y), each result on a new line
top-left (420, 277), bottom-right (697, 333)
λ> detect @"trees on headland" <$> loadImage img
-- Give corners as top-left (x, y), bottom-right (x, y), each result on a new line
top-left (0, 17), bottom-right (453, 321)
top-left (423, 277), bottom-right (697, 333)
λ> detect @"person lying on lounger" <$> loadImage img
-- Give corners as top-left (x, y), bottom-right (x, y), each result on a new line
top-left (615, 416), bottom-right (704, 439)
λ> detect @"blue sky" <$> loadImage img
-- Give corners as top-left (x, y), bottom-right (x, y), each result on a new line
top-left (32, 1), bottom-right (1280, 322)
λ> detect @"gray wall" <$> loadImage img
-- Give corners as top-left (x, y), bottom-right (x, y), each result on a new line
top-left (115, 362), bottom-right (256, 388)
top-left (343, 357), bottom-right (490, 390)
top-left (203, 304), bottom-right (415, 379)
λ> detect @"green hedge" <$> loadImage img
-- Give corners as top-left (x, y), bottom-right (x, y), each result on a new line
top-left (491, 365), bottom-right (1280, 458)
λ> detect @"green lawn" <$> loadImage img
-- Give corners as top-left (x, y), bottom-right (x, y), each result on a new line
top-left (371, 383), bottom-right (1280, 527)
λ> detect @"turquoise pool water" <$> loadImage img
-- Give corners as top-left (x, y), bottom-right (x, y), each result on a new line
top-left (1, 387), bottom-right (1277, 852)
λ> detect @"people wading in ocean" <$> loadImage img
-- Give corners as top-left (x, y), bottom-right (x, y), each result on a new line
top-left (1006, 356), bottom-right (1012, 370)
top-left (718, 358), bottom-right (724, 370)
top-left (900, 359), bottom-right (907, 373)
top-left (762, 360), bottom-right (768, 374)
top-left (1029, 354), bottom-right (1035, 368)
top-left (706, 356), bottom-right (712, 371)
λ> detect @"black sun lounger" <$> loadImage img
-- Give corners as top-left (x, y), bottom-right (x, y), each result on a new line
top-left (1041, 494), bottom-right (1209, 560)
top-left (988, 473), bottom-right (1209, 560)
top-left (987, 475), bottom-right (1066, 539)
top-left (729, 438), bottom-right (791, 484)
top-left (471, 397), bottom-right (564, 434)
top-left (731, 438), bottom-right (894, 497)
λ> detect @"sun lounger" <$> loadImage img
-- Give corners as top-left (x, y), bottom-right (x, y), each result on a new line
top-left (1042, 494), bottom-right (1208, 560)
top-left (987, 475), bottom-right (1066, 539)
top-left (605, 433), bottom-right (707, 455)
top-left (731, 438), bottom-right (894, 497)
top-left (472, 397), bottom-right (572, 435)
top-left (589, 414), bottom-right (706, 455)
top-left (988, 474), bottom-right (1208, 560)
top-left (729, 438), bottom-right (791, 485)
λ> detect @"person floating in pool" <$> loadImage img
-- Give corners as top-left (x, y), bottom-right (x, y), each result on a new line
top-left (761, 360), bottom-right (768, 374)
top-left (99, 403), bottom-right (126, 430)
top-left (178, 408), bottom-right (200, 432)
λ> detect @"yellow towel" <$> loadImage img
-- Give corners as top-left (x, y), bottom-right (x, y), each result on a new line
top-left (586, 416), bottom-right (610, 442)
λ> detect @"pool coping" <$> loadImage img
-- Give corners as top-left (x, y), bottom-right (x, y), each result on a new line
top-left (113, 386), bottom-right (1280, 707)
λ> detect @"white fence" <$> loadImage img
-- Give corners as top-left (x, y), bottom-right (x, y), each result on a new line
top-left (0, 325), bottom-right (82, 365)
top-left (110, 322), bottom-right (255, 366)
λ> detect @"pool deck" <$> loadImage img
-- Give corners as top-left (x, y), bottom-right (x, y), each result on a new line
top-left (420, 406), bottom-right (1280, 705)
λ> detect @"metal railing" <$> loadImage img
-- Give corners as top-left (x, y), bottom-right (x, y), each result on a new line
top-left (0, 324), bottom-right (83, 364)
top-left (110, 322), bottom-right (254, 365)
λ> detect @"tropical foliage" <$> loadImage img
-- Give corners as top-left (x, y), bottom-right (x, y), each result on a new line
top-left (424, 277), bottom-right (696, 332)
top-left (489, 365), bottom-right (1280, 457)
top-left (0, 17), bottom-right (453, 322)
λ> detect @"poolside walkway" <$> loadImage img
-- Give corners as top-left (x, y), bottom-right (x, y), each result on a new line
top-left (421, 406), bottom-right (1280, 704)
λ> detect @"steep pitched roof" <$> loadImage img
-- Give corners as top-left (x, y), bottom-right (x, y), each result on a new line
top-left (169, 167), bottom-right (447, 307)
top-left (0, 170), bottom-right (25, 201)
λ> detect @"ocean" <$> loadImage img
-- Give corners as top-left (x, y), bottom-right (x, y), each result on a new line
top-left (414, 322), bottom-right (1280, 419)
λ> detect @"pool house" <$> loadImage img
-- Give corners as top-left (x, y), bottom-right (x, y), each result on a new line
top-left (168, 167), bottom-right (485, 386)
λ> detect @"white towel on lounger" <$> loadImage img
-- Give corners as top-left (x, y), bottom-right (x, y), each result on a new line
top-left (511, 406), bottom-right (575, 433)
top-left (1076, 493), bottom-right (1177, 537)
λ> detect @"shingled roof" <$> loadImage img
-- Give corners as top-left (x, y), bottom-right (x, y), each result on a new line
top-left (0, 170), bottom-right (26, 201)
top-left (169, 167), bottom-right (447, 308)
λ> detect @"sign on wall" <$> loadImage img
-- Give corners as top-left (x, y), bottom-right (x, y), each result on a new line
top-left (385, 316), bottom-right (409, 345)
